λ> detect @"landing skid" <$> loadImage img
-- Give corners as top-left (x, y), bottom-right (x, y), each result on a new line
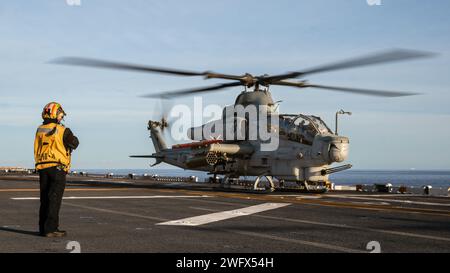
top-left (281, 181), bottom-right (329, 193)
top-left (214, 175), bottom-right (275, 193)
top-left (253, 175), bottom-right (275, 192)
top-left (210, 175), bottom-right (328, 193)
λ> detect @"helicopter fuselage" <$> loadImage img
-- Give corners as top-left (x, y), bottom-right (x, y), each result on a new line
top-left (145, 90), bottom-right (351, 186)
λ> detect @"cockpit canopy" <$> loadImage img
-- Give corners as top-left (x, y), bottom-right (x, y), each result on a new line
top-left (279, 114), bottom-right (333, 145)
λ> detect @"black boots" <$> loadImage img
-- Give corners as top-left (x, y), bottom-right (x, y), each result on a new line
top-left (43, 230), bottom-right (67, 238)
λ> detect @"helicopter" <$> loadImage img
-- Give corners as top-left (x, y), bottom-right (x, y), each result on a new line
top-left (52, 49), bottom-right (434, 193)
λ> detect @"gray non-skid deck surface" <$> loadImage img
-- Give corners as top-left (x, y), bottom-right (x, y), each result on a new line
top-left (0, 178), bottom-right (449, 253)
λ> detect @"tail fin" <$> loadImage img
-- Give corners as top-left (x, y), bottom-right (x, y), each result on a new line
top-left (148, 120), bottom-right (168, 153)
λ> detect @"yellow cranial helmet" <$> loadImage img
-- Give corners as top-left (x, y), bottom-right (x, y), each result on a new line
top-left (42, 102), bottom-right (66, 120)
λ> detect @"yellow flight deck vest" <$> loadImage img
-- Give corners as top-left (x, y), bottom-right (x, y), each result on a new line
top-left (34, 123), bottom-right (71, 172)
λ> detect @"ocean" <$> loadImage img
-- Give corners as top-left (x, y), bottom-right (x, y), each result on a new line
top-left (74, 169), bottom-right (450, 188)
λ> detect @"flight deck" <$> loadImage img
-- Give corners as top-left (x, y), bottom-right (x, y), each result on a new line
top-left (0, 174), bottom-right (449, 253)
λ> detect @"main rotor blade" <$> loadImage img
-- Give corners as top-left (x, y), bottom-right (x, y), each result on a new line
top-left (51, 57), bottom-right (246, 81)
top-left (51, 57), bottom-right (210, 76)
top-left (306, 84), bottom-right (420, 97)
top-left (140, 81), bottom-right (243, 99)
top-left (272, 81), bottom-right (419, 97)
top-left (261, 49), bottom-right (436, 83)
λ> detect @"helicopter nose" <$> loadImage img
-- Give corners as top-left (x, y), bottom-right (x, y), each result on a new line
top-left (328, 137), bottom-right (349, 163)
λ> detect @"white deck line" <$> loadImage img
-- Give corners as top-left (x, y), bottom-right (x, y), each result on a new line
top-left (11, 195), bottom-right (211, 200)
top-left (157, 202), bottom-right (290, 226)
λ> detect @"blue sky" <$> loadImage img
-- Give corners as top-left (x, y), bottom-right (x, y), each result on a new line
top-left (1, 0), bottom-right (449, 170)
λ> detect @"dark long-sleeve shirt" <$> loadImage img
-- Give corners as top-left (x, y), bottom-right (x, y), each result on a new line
top-left (63, 128), bottom-right (79, 151)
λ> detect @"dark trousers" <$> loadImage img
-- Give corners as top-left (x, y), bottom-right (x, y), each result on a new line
top-left (39, 166), bottom-right (67, 234)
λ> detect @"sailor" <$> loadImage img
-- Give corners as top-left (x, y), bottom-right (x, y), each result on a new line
top-left (34, 102), bottom-right (79, 237)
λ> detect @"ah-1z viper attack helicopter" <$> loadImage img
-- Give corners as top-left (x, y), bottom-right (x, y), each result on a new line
top-left (54, 49), bottom-right (433, 192)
